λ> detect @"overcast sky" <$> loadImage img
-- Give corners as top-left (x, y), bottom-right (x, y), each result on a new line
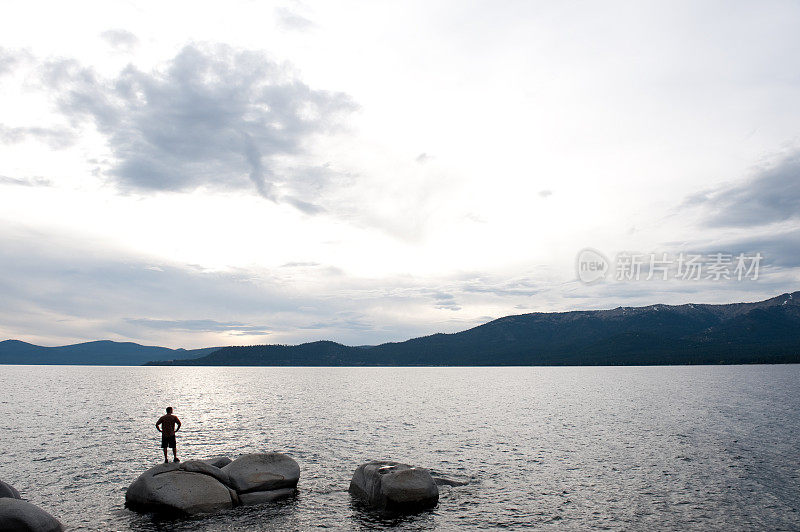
top-left (1, 0), bottom-right (799, 348)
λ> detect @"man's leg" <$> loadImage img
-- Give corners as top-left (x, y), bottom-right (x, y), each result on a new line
top-left (162, 446), bottom-right (168, 463)
top-left (173, 444), bottom-right (179, 462)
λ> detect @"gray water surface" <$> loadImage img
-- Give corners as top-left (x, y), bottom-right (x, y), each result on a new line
top-left (0, 365), bottom-right (798, 530)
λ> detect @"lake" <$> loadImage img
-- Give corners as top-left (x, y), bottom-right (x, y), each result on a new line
top-left (0, 365), bottom-right (798, 530)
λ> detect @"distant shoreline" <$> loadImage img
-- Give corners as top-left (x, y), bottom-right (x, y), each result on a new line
top-left (3, 291), bottom-right (799, 366)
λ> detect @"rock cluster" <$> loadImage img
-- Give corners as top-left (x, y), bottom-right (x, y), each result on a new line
top-left (126, 454), bottom-right (448, 519)
top-left (125, 453), bottom-right (300, 515)
top-left (349, 461), bottom-right (439, 511)
top-left (7, 452), bottom-right (451, 528)
top-left (0, 479), bottom-right (63, 532)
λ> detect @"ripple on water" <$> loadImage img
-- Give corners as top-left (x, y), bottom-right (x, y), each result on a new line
top-left (0, 365), bottom-right (799, 530)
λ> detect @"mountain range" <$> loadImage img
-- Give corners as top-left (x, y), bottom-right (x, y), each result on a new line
top-left (0, 340), bottom-right (217, 366)
top-left (2, 292), bottom-right (798, 366)
top-left (151, 291), bottom-right (800, 366)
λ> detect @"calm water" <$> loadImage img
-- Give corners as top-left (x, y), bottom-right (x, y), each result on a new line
top-left (0, 365), bottom-right (798, 530)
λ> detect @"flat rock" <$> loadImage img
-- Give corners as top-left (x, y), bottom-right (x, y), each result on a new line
top-left (0, 498), bottom-right (63, 532)
top-left (125, 463), bottom-right (235, 515)
top-left (0, 480), bottom-right (21, 499)
top-left (349, 461), bottom-right (439, 512)
top-left (238, 488), bottom-right (296, 506)
top-left (221, 453), bottom-right (300, 493)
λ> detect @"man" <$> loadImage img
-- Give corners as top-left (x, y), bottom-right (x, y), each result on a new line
top-left (155, 407), bottom-right (182, 463)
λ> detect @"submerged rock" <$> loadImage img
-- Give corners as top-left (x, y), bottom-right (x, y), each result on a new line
top-left (222, 453), bottom-right (301, 493)
top-left (0, 498), bottom-right (63, 532)
top-left (125, 462), bottom-right (235, 515)
top-left (0, 480), bottom-right (21, 499)
top-left (238, 488), bottom-right (296, 506)
top-left (430, 474), bottom-right (469, 487)
top-left (349, 461), bottom-right (439, 512)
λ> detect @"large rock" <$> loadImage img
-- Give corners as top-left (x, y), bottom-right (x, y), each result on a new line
top-left (349, 461), bottom-right (439, 512)
top-left (0, 480), bottom-right (21, 499)
top-left (0, 498), bottom-right (63, 532)
top-left (125, 462), bottom-right (235, 515)
top-left (126, 454), bottom-right (300, 515)
top-left (221, 453), bottom-right (300, 493)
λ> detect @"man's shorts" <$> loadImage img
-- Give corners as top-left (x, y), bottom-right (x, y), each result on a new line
top-left (161, 434), bottom-right (176, 449)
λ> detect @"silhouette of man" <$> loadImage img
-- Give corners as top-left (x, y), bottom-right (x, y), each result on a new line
top-left (156, 407), bottom-right (182, 463)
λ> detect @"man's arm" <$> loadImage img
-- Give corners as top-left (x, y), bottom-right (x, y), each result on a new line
top-left (156, 417), bottom-right (162, 432)
top-left (175, 417), bottom-right (181, 432)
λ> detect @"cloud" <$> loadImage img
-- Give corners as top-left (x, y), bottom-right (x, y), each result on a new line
top-left (0, 124), bottom-right (76, 149)
top-left (462, 275), bottom-right (546, 297)
top-left (538, 189), bottom-right (553, 198)
top-left (425, 290), bottom-right (461, 311)
top-left (274, 7), bottom-right (315, 31)
top-left (663, 149), bottom-right (800, 290)
top-left (284, 195), bottom-right (327, 214)
top-left (0, 226), bottom-right (310, 346)
top-left (41, 44), bottom-right (356, 210)
top-left (415, 152), bottom-right (432, 164)
top-left (0, 47), bottom-right (31, 76)
top-left (0, 175), bottom-right (52, 187)
top-left (297, 313), bottom-right (374, 331)
top-left (281, 261), bottom-right (321, 267)
top-left (125, 318), bottom-right (270, 335)
top-left (100, 29), bottom-right (139, 51)
top-left (465, 212), bottom-right (487, 223)
top-left (0, 226), bottom-right (442, 347)
top-left (2, 222), bottom-right (797, 348)
top-left (677, 228), bottom-right (800, 269)
top-left (723, 230), bottom-right (800, 268)
top-left (685, 151), bottom-right (800, 227)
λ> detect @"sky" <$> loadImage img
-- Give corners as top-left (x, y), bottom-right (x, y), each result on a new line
top-left (1, 0), bottom-right (799, 348)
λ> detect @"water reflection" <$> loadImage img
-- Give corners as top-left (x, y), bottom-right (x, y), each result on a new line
top-left (348, 496), bottom-right (438, 530)
top-left (0, 365), bottom-right (799, 530)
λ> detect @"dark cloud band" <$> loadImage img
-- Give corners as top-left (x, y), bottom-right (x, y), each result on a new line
top-left (686, 152), bottom-right (800, 227)
top-left (42, 43), bottom-right (356, 210)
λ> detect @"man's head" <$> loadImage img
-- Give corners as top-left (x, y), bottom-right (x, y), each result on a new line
top-left (166, 407), bottom-right (173, 414)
